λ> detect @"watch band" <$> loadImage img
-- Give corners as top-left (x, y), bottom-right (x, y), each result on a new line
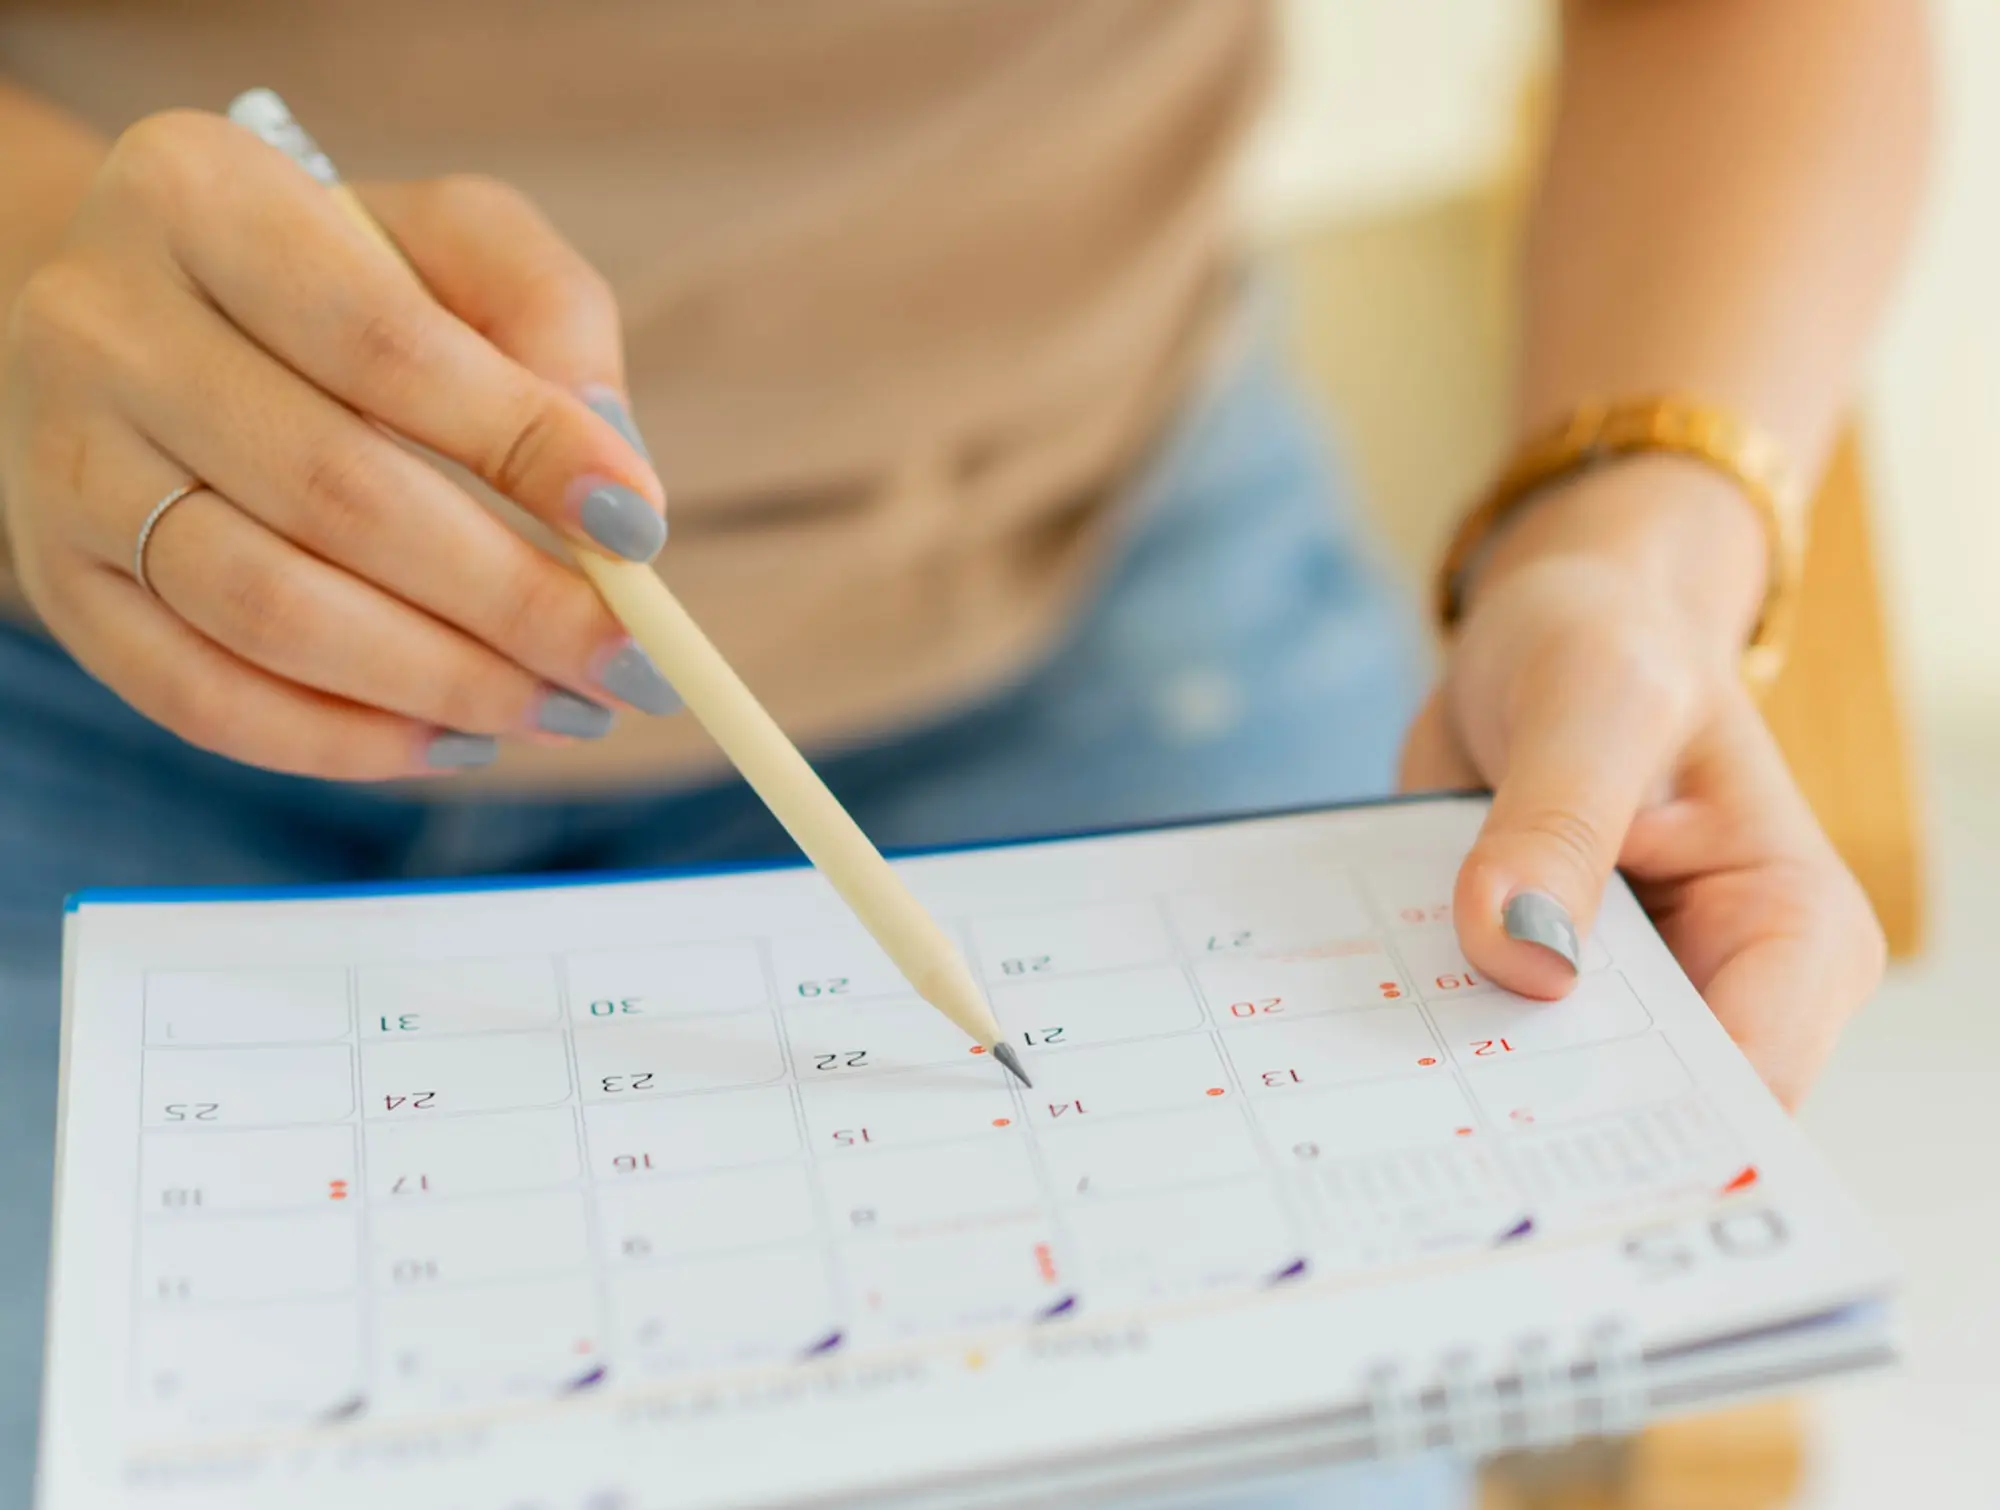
top-left (1435, 395), bottom-right (1808, 690)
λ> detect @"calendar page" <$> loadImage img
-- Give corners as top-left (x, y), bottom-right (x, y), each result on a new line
top-left (39, 797), bottom-right (1894, 1510)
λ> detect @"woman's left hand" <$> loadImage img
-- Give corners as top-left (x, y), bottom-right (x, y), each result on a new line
top-left (1400, 457), bottom-right (1885, 1109)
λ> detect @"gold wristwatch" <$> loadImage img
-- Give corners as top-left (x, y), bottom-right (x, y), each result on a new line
top-left (1435, 396), bottom-right (1808, 690)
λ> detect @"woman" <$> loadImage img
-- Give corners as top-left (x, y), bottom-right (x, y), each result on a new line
top-left (0, 1), bottom-right (1926, 1503)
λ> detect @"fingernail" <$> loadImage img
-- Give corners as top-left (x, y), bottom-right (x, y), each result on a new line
top-left (1502, 891), bottom-right (1580, 972)
top-left (535, 687), bottom-right (615, 740)
top-left (582, 387), bottom-right (652, 463)
top-left (425, 732), bottom-right (498, 770)
top-left (578, 481), bottom-right (667, 562)
top-left (595, 640), bottom-right (681, 715)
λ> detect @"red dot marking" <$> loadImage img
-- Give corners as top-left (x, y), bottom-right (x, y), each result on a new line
top-left (1455, 1126), bottom-right (1474, 1137)
top-left (328, 1179), bottom-right (348, 1201)
top-left (1205, 1087), bottom-right (1225, 1097)
top-left (992, 1117), bottom-right (1012, 1128)
top-left (1418, 1057), bottom-right (1438, 1067)
top-left (969, 1045), bottom-right (987, 1055)
top-left (574, 1340), bottom-right (594, 1354)
top-left (1722, 1164), bottom-right (1760, 1194)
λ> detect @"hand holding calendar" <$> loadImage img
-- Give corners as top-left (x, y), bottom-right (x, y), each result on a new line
top-left (1405, 455), bottom-right (1885, 1108)
top-left (39, 797), bottom-right (1897, 1510)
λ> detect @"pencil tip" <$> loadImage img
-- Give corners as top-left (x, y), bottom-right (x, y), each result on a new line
top-left (991, 1041), bottom-right (1032, 1088)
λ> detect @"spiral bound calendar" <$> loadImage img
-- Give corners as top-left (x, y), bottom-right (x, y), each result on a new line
top-left (39, 796), bottom-right (1896, 1510)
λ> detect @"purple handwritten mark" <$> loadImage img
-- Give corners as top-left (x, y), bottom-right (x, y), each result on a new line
top-left (804, 1330), bottom-right (845, 1358)
top-left (567, 1364), bottom-right (609, 1393)
top-left (1497, 1217), bottom-right (1536, 1244)
top-left (1036, 1294), bottom-right (1079, 1321)
top-left (1267, 1258), bottom-right (1310, 1286)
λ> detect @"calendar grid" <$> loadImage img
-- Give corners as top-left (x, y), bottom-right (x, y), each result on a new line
top-left (341, 963), bottom-right (372, 1419)
top-left (120, 840), bottom-right (1761, 1441)
top-left (950, 913), bottom-right (1077, 1321)
top-left (551, 948), bottom-right (614, 1389)
top-left (759, 928), bottom-right (861, 1359)
top-left (1148, 888), bottom-right (1312, 1271)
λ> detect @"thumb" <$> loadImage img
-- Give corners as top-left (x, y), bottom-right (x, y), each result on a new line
top-left (1452, 649), bottom-right (1694, 998)
top-left (1398, 689), bottom-right (1483, 793)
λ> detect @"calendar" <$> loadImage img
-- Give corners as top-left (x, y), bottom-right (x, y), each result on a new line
top-left (39, 797), bottom-right (1896, 1510)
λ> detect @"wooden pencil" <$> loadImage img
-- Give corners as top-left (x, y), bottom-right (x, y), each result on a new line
top-left (225, 88), bottom-right (1028, 1090)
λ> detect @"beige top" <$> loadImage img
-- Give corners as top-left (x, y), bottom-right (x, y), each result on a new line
top-left (0, 0), bottom-right (1271, 790)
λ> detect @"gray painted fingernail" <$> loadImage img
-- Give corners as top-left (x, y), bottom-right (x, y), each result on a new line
top-left (583, 390), bottom-right (652, 463)
top-left (426, 732), bottom-right (497, 769)
top-left (536, 688), bottom-right (615, 740)
top-left (597, 641), bottom-right (681, 715)
top-left (1503, 891), bottom-right (1580, 971)
top-left (580, 484), bottom-right (666, 562)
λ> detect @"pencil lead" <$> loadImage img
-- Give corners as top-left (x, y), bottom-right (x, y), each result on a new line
top-left (991, 1041), bottom-right (1032, 1089)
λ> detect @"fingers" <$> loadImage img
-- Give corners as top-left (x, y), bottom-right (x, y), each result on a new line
top-left (1624, 700), bottom-right (1884, 1108)
top-left (139, 482), bottom-right (610, 743)
top-left (1676, 889), bottom-right (1871, 1112)
top-left (92, 288), bottom-right (671, 715)
top-left (109, 112), bottom-right (662, 559)
top-left (3, 112), bottom-right (681, 784)
top-left (44, 561), bottom-right (475, 781)
top-left (1451, 624), bottom-right (1703, 999)
top-left (16, 401), bottom-right (644, 773)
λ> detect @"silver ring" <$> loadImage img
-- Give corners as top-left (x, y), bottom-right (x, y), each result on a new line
top-left (132, 480), bottom-right (203, 597)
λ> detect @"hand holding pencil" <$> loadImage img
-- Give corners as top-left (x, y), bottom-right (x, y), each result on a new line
top-left (1, 105), bottom-right (675, 773)
top-left (0, 87), bottom-right (1024, 1081)
top-left (229, 89), bottom-right (1027, 1084)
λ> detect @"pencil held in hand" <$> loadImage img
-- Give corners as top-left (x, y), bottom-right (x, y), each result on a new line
top-left (224, 88), bottom-right (1026, 1087)
top-left (581, 554), bottom-right (1027, 1086)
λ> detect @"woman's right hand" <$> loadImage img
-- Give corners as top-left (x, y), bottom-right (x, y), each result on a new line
top-left (0, 108), bottom-right (679, 780)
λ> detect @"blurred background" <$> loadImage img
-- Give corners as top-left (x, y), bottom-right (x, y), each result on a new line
top-left (1240, 4), bottom-right (1996, 1506)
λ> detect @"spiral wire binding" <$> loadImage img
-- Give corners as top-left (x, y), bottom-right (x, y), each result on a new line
top-left (1360, 1316), bottom-right (1643, 1461)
